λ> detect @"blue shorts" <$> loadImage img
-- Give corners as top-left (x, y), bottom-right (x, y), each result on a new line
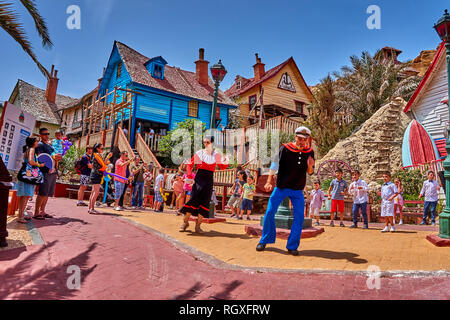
top-left (155, 189), bottom-right (163, 202)
top-left (241, 198), bottom-right (253, 211)
top-left (185, 190), bottom-right (191, 196)
top-left (114, 181), bottom-right (126, 200)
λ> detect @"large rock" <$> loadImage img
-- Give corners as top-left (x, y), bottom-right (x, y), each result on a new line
top-left (314, 97), bottom-right (411, 184)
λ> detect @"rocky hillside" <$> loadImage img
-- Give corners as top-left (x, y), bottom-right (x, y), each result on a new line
top-left (411, 48), bottom-right (438, 76)
top-left (314, 97), bottom-right (411, 189)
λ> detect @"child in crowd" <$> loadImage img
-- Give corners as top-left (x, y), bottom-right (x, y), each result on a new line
top-left (349, 170), bottom-right (369, 229)
top-left (143, 165), bottom-right (153, 197)
top-left (154, 168), bottom-right (165, 212)
top-left (172, 173), bottom-right (185, 211)
top-left (239, 175), bottom-right (256, 220)
top-left (309, 181), bottom-right (326, 226)
top-left (393, 178), bottom-right (404, 225)
top-left (182, 169), bottom-right (196, 203)
top-left (379, 171), bottom-right (399, 232)
top-left (51, 130), bottom-right (64, 171)
top-left (419, 171), bottom-right (440, 226)
top-left (228, 170), bottom-right (246, 218)
top-left (327, 168), bottom-right (348, 227)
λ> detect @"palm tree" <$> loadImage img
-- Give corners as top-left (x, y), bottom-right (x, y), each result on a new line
top-left (333, 50), bottom-right (421, 128)
top-left (307, 75), bottom-right (343, 156)
top-left (0, 0), bottom-right (52, 79)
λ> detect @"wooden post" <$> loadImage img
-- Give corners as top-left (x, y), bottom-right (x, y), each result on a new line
top-left (222, 186), bottom-right (227, 213)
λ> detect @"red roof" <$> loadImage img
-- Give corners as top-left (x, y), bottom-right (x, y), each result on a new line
top-left (435, 138), bottom-right (447, 158)
top-left (224, 57), bottom-right (314, 102)
top-left (115, 42), bottom-right (236, 106)
top-left (403, 42), bottom-right (446, 113)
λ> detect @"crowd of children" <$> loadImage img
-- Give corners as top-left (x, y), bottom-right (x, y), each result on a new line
top-left (307, 168), bottom-right (442, 232)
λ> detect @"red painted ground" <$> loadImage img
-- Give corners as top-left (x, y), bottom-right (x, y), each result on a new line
top-left (0, 198), bottom-right (449, 300)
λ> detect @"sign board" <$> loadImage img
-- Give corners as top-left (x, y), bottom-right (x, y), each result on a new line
top-left (278, 72), bottom-right (296, 92)
top-left (0, 102), bottom-right (36, 171)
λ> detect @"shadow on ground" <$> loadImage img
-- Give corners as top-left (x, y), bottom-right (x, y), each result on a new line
top-left (264, 247), bottom-right (368, 264)
top-left (172, 280), bottom-right (243, 300)
top-left (0, 240), bottom-right (98, 299)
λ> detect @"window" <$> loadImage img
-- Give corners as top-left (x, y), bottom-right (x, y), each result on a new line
top-left (188, 100), bottom-right (198, 117)
top-left (295, 101), bottom-right (304, 114)
top-left (153, 64), bottom-right (163, 79)
top-left (74, 109), bottom-right (79, 121)
top-left (236, 81), bottom-right (241, 90)
top-left (249, 95), bottom-right (256, 111)
top-left (117, 62), bottom-right (122, 79)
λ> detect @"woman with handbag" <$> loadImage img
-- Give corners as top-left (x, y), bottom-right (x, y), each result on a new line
top-left (88, 143), bottom-right (112, 214)
top-left (17, 137), bottom-right (45, 223)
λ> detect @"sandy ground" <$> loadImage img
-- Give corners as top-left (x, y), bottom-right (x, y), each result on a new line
top-left (99, 207), bottom-right (450, 272)
top-left (1, 215), bottom-right (34, 251)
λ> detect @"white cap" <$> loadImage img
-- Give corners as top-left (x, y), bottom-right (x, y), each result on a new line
top-left (295, 126), bottom-right (311, 138)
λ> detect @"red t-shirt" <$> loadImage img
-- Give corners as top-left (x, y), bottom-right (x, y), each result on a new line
top-left (114, 159), bottom-right (128, 183)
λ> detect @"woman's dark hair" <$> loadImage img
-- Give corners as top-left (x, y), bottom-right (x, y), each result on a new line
top-left (23, 137), bottom-right (37, 153)
top-left (93, 143), bottom-right (103, 153)
top-left (204, 136), bottom-right (214, 144)
top-left (238, 170), bottom-right (247, 181)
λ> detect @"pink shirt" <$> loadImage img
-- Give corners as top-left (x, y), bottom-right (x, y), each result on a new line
top-left (183, 173), bottom-right (195, 191)
top-left (173, 180), bottom-right (184, 193)
top-left (114, 159), bottom-right (127, 183)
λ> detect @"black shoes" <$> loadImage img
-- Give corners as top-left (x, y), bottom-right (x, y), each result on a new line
top-left (256, 243), bottom-right (266, 251)
top-left (349, 224), bottom-right (357, 228)
top-left (288, 249), bottom-right (299, 256)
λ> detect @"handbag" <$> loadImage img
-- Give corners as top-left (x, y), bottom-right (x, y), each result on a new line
top-left (17, 161), bottom-right (44, 185)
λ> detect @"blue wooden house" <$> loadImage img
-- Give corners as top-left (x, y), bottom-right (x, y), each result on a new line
top-left (98, 41), bottom-right (237, 146)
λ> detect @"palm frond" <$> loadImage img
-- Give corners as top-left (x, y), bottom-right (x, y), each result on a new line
top-left (19, 0), bottom-right (52, 48)
top-left (0, 2), bottom-right (50, 79)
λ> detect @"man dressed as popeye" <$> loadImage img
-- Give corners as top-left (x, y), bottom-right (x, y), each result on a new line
top-left (256, 126), bottom-right (315, 256)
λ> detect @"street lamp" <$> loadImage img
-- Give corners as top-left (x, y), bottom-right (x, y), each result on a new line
top-left (210, 60), bottom-right (227, 129)
top-left (434, 9), bottom-right (450, 239)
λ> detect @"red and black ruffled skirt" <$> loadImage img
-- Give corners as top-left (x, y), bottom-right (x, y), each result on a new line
top-left (179, 169), bottom-right (213, 217)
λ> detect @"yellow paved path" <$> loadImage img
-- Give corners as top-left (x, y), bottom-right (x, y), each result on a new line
top-left (102, 208), bottom-right (450, 272)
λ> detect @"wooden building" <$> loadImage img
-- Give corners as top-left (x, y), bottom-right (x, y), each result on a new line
top-left (225, 54), bottom-right (315, 127)
top-left (97, 41), bottom-right (237, 147)
top-left (59, 85), bottom-right (99, 140)
top-left (8, 66), bottom-right (78, 136)
top-left (403, 41), bottom-right (448, 165)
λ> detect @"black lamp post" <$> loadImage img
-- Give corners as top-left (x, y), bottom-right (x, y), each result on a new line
top-left (434, 9), bottom-right (450, 239)
top-left (210, 60), bottom-right (227, 129)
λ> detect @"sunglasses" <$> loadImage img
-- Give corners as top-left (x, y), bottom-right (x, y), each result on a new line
top-left (41, 133), bottom-right (50, 136)
top-left (203, 141), bottom-right (211, 145)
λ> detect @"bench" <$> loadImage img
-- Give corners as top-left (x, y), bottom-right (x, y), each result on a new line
top-left (401, 200), bottom-right (425, 224)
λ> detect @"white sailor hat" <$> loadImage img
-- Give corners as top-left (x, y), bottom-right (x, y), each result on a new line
top-left (295, 126), bottom-right (311, 138)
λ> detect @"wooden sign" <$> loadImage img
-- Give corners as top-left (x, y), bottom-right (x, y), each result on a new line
top-left (278, 73), bottom-right (296, 92)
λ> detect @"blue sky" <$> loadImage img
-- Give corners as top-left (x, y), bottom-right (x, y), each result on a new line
top-left (0, 0), bottom-right (447, 101)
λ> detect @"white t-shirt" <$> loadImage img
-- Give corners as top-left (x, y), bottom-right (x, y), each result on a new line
top-left (154, 174), bottom-right (164, 191)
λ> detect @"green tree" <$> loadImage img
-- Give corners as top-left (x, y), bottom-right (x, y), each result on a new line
top-left (333, 50), bottom-right (421, 129)
top-left (306, 75), bottom-right (344, 157)
top-left (0, 0), bottom-right (52, 79)
top-left (59, 146), bottom-right (85, 182)
top-left (158, 119), bottom-right (206, 168)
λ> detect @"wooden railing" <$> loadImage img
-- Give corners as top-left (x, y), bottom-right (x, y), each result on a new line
top-left (89, 131), bottom-right (103, 146)
top-left (117, 127), bottom-right (133, 156)
top-left (143, 133), bottom-right (164, 152)
top-left (136, 133), bottom-right (162, 168)
top-left (104, 129), bottom-right (114, 148)
top-left (402, 159), bottom-right (444, 176)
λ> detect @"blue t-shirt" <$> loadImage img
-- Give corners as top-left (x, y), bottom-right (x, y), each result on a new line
top-left (330, 178), bottom-right (347, 200)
